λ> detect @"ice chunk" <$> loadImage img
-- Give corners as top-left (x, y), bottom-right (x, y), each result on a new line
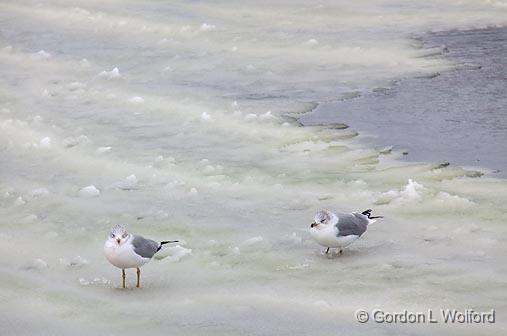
top-left (24, 258), bottom-right (48, 270)
top-left (67, 82), bottom-right (86, 91)
top-left (200, 23), bottom-right (216, 31)
top-left (400, 179), bottom-right (425, 200)
top-left (32, 50), bottom-right (51, 59)
top-left (30, 188), bottom-right (49, 198)
top-left (283, 232), bottom-right (303, 245)
top-left (115, 174), bottom-right (138, 190)
top-left (242, 236), bottom-right (264, 246)
top-left (60, 256), bottom-right (89, 268)
top-left (128, 96), bottom-right (144, 104)
top-left (63, 137), bottom-right (78, 148)
top-left (245, 113), bottom-right (257, 121)
top-left (259, 110), bottom-right (275, 121)
top-left (78, 185), bottom-right (100, 197)
top-left (200, 112), bottom-right (213, 122)
top-left (39, 137), bottom-right (51, 149)
top-left (80, 58), bottom-right (90, 67)
top-left (64, 135), bottom-right (89, 148)
top-left (21, 214), bottom-right (38, 223)
top-left (79, 278), bottom-right (90, 285)
top-left (158, 245), bottom-right (192, 262)
top-left (98, 67), bottom-right (121, 79)
top-left (165, 180), bottom-right (186, 189)
top-left (96, 146), bottom-right (112, 154)
top-left (13, 196), bottom-right (26, 206)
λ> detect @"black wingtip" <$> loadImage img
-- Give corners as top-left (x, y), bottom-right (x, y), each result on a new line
top-left (157, 240), bottom-right (179, 252)
top-left (160, 240), bottom-right (179, 245)
top-left (362, 209), bottom-right (383, 219)
top-left (361, 209), bottom-right (372, 216)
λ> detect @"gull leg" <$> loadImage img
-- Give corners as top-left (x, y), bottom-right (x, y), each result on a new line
top-left (122, 269), bottom-right (126, 289)
top-left (325, 247), bottom-right (330, 254)
top-left (136, 267), bottom-right (141, 288)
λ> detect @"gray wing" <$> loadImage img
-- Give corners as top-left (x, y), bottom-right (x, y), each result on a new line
top-left (132, 235), bottom-right (160, 259)
top-left (336, 213), bottom-right (369, 237)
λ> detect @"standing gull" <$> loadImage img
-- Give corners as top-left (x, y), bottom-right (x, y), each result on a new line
top-left (309, 209), bottom-right (382, 254)
top-left (104, 225), bottom-right (178, 288)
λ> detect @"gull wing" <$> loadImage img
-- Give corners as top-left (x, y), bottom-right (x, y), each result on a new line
top-left (132, 235), bottom-right (160, 259)
top-left (335, 213), bottom-right (369, 237)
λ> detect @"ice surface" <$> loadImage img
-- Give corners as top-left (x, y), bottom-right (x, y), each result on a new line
top-left (0, 1), bottom-right (506, 335)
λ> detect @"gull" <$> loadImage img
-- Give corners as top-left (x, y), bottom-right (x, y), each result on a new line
top-left (309, 209), bottom-right (382, 255)
top-left (104, 225), bottom-right (178, 288)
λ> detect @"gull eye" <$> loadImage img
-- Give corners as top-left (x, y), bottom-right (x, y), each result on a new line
top-left (122, 233), bottom-right (128, 238)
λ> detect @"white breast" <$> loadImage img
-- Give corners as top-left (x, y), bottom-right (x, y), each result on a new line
top-left (310, 224), bottom-right (359, 248)
top-left (104, 239), bottom-right (150, 269)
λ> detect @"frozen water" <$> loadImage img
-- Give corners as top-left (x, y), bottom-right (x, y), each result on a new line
top-left (0, 1), bottom-right (506, 335)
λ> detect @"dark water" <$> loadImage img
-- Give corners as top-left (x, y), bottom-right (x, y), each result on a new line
top-left (301, 27), bottom-right (507, 176)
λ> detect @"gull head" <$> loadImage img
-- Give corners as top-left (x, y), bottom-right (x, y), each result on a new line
top-left (310, 210), bottom-right (336, 229)
top-left (108, 224), bottom-right (130, 246)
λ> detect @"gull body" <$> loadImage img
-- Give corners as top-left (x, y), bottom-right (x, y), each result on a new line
top-left (309, 209), bottom-right (382, 254)
top-left (104, 225), bottom-right (177, 288)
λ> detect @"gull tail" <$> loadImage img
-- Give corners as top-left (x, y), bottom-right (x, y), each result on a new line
top-left (157, 240), bottom-right (179, 252)
top-left (361, 209), bottom-right (384, 220)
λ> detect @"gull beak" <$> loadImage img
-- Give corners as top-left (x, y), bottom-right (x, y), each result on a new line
top-left (310, 222), bottom-right (318, 228)
top-left (116, 238), bottom-right (121, 245)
